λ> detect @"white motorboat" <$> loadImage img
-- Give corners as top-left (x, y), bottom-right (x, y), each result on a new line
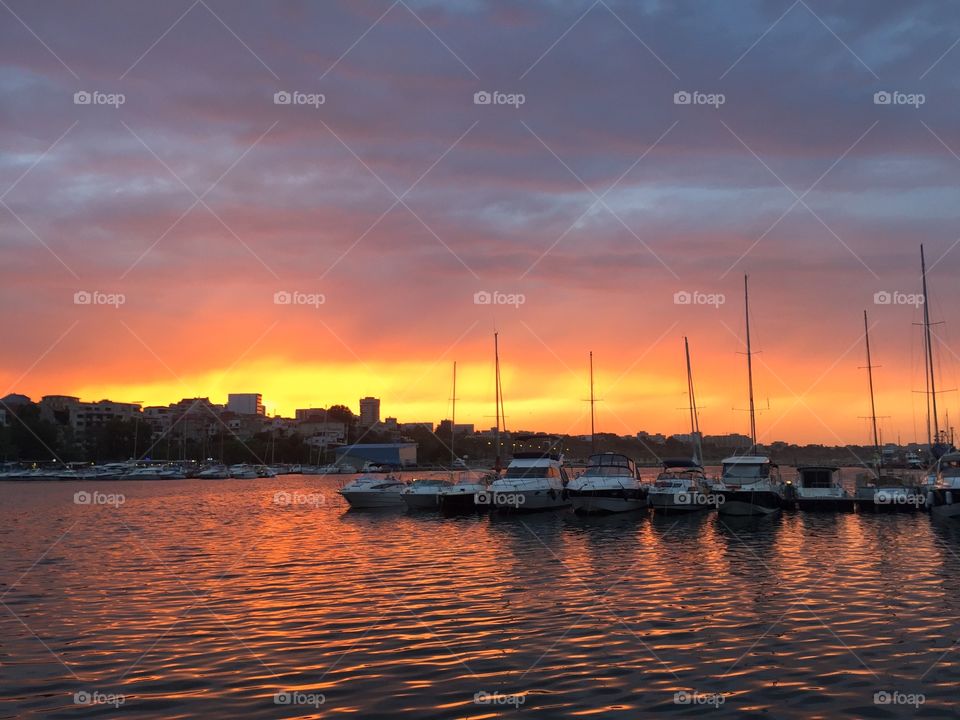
top-left (927, 452), bottom-right (960, 518)
top-left (488, 452), bottom-right (570, 512)
top-left (401, 476), bottom-right (455, 510)
top-left (339, 473), bottom-right (407, 508)
top-left (789, 465), bottom-right (855, 511)
top-left (257, 466), bottom-right (277, 478)
top-left (437, 471), bottom-right (495, 513)
top-left (716, 456), bottom-right (785, 516)
top-left (856, 473), bottom-right (925, 512)
top-left (649, 458), bottom-right (716, 513)
top-left (229, 464), bottom-right (258, 479)
top-left (567, 453), bottom-right (646, 514)
top-left (198, 464), bottom-right (230, 479)
top-left (124, 465), bottom-right (186, 480)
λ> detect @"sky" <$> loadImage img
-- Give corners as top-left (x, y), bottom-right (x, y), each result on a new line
top-left (2, 0), bottom-right (960, 445)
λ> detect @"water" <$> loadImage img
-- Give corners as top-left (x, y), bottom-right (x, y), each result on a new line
top-left (2, 472), bottom-right (959, 718)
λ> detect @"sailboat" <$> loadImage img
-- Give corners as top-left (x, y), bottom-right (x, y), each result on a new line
top-left (716, 276), bottom-right (786, 516)
top-left (567, 352), bottom-right (648, 513)
top-left (649, 338), bottom-right (715, 513)
top-left (439, 343), bottom-right (498, 513)
top-left (404, 361), bottom-right (460, 510)
top-left (855, 310), bottom-right (924, 512)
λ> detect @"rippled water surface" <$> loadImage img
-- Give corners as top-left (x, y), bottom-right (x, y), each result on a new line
top-left (2, 472), bottom-right (960, 718)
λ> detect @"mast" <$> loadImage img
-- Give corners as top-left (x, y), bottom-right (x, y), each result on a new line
top-left (589, 351), bottom-right (596, 455)
top-left (864, 310), bottom-right (882, 472)
top-left (451, 360), bottom-right (457, 465)
top-left (494, 333), bottom-right (502, 473)
top-left (921, 244), bottom-right (940, 447)
top-left (744, 275), bottom-right (757, 450)
top-left (684, 337), bottom-right (702, 464)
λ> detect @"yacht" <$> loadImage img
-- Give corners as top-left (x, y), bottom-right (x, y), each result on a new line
top-left (229, 464), bottom-right (258, 479)
top-left (567, 453), bottom-right (646, 514)
top-left (856, 473), bottom-right (925, 512)
top-left (649, 458), bottom-right (716, 513)
top-left (437, 471), bottom-right (496, 513)
top-left (338, 473), bottom-right (407, 508)
top-left (716, 456), bottom-right (785, 516)
top-left (401, 476), bottom-right (456, 510)
top-left (789, 465), bottom-right (855, 511)
top-left (488, 452), bottom-right (570, 512)
top-left (198, 464), bottom-right (230, 479)
top-left (926, 452), bottom-right (960, 518)
top-left (257, 466), bottom-right (277, 478)
top-left (124, 465), bottom-right (186, 480)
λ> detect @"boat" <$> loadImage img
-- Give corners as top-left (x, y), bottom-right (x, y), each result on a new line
top-left (567, 453), bottom-right (647, 514)
top-left (788, 465), bottom-right (855, 511)
top-left (123, 464), bottom-right (186, 480)
top-left (716, 455), bottom-right (785, 516)
top-left (229, 464), bottom-right (258, 479)
top-left (437, 470), bottom-right (496, 513)
top-left (854, 309), bottom-right (923, 513)
top-left (649, 458), bottom-right (716, 513)
top-left (338, 473), bottom-right (407, 508)
top-left (488, 451), bottom-right (571, 512)
top-left (198, 464), bottom-right (230, 479)
top-left (918, 245), bottom-right (955, 464)
top-left (716, 276), bottom-right (786, 516)
top-left (925, 452), bottom-right (960, 518)
top-left (856, 473), bottom-right (925, 512)
top-left (257, 466), bottom-right (277, 478)
top-left (401, 476), bottom-right (455, 510)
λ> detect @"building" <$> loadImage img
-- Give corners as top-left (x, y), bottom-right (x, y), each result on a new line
top-left (637, 431), bottom-right (667, 444)
top-left (335, 442), bottom-right (417, 468)
top-left (702, 433), bottom-right (753, 448)
top-left (359, 397), bottom-right (380, 426)
top-left (227, 393), bottom-right (264, 416)
top-left (400, 422), bottom-right (434, 433)
top-left (39, 395), bottom-right (142, 437)
top-left (295, 407), bottom-right (329, 422)
top-left (294, 420), bottom-right (347, 446)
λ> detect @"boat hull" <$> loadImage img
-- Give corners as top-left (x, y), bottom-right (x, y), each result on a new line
top-left (401, 493), bottom-right (443, 510)
top-left (340, 491), bottom-right (405, 508)
top-left (491, 488), bottom-right (569, 512)
top-left (569, 490), bottom-right (647, 515)
top-left (716, 489), bottom-right (783, 516)
top-left (927, 489), bottom-right (960, 518)
top-left (796, 496), bottom-right (856, 512)
top-left (649, 492), bottom-right (713, 513)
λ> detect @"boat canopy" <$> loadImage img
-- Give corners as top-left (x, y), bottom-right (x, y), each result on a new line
top-left (587, 453), bottom-right (634, 468)
top-left (797, 466), bottom-right (838, 488)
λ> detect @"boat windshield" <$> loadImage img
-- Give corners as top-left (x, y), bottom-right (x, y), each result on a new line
top-left (583, 466), bottom-right (634, 478)
top-left (504, 465), bottom-right (559, 479)
top-left (722, 463), bottom-right (768, 480)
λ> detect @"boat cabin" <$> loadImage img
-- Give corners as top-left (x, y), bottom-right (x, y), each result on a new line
top-left (796, 465), bottom-right (839, 489)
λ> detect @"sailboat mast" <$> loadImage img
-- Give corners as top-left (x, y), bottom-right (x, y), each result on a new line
top-left (494, 333), bottom-right (501, 470)
top-left (921, 244), bottom-right (940, 444)
top-left (684, 336), bottom-right (702, 462)
top-left (451, 361), bottom-right (457, 465)
top-left (864, 310), bottom-right (882, 471)
top-left (589, 351), bottom-right (596, 455)
top-left (744, 275), bottom-right (757, 449)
